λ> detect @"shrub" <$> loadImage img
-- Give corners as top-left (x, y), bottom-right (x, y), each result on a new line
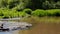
top-left (32, 9), bottom-right (60, 17)
top-left (0, 16), bottom-right (3, 19)
top-left (0, 9), bottom-right (19, 18)
top-left (23, 9), bottom-right (32, 14)
top-left (0, 9), bottom-right (60, 19)
top-left (18, 12), bottom-right (27, 17)
top-left (53, 9), bottom-right (60, 16)
top-left (46, 10), bottom-right (55, 16)
top-left (32, 9), bottom-right (47, 17)
top-left (46, 9), bottom-right (60, 16)
top-left (0, 10), bottom-right (4, 16)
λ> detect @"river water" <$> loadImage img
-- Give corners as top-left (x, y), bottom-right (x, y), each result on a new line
top-left (1, 23), bottom-right (60, 34)
top-left (0, 32), bottom-right (11, 34)
top-left (0, 30), bottom-right (19, 34)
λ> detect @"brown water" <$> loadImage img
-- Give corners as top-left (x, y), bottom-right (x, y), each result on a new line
top-left (17, 23), bottom-right (60, 34)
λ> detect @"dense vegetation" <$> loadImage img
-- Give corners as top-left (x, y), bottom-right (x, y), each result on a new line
top-left (0, 9), bottom-right (60, 19)
top-left (0, 0), bottom-right (60, 19)
top-left (0, 0), bottom-right (60, 10)
top-left (32, 9), bottom-right (60, 17)
top-left (0, 9), bottom-right (27, 18)
top-left (29, 0), bottom-right (60, 10)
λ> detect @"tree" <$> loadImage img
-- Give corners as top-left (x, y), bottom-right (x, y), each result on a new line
top-left (56, 1), bottom-right (60, 8)
top-left (0, 0), bottom-right (30, 10)
top-left (42, 1), bottom-right (56, 9)
top-left (0, 0), bottom-right (60, 10)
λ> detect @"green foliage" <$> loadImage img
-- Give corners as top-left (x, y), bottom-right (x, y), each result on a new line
top-left (23, 9), bottom-right (32, 14)
top-left (0, 9), bottom-right (27, 18)
top-left (56, 1), bottom-right (60, 8)
top-left (0, 0), bottom-right (30, 10)
top-left (46, 9), bottom-right (60, 16)
top-left (27, 0), bottom-right (60, 10)
top-left (42, 1), bottom-right (56, 9)
top-left (32, 9), bottom-right (47, 17)
top-left (0, 8), bottom-right (60, 18)
top-left (52, 9), bottom-right (60, 16)
top-left (32, 9), bottom-right (60, 17)
top-left (18, 12), bottom-right (27, 17)
top-left (0, 0), bottom-right (60, 10)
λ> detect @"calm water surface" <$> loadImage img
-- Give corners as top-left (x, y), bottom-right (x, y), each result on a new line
top-left (0, 30), bottom-right (19, 34)
top-left (1, 23), bottom-right (60, 34)
top-left (0, 32), bottom-right (11, 34)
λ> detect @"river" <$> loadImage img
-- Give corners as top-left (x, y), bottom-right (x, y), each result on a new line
top-left (0, 30), bottom-right (19, 34)
top-left (0, 23), bottom-right (60, 34)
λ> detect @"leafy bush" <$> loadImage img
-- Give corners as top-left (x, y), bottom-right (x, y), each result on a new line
top-left (0, 9), bottom-right (27, 18)
top-left (32, 9), bottom-right (47, 17)
top-left (18, 12), bottom-right (27, 17)
top-left (32, 9), bottom-right (60, 17)
top-left (46, 9), bottom-right (60, 16)
top-left (0, 10), bottom-right (4, 16)
top-left (0, 8), bottom-right (60, 19)
top-left (53, 9), bottom-right (60, 16)
top-left (46, 10), bottom-right (56, 16)
top-left (42, 1), bottom-right (56, 9)
top-left (23, 9), bottom-right (32, 14)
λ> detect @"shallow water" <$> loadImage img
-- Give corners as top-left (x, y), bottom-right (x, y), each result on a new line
top-left (0, 32), bottom-right (11, 34)
top-left (0, 30), bottom-right (19, 34)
